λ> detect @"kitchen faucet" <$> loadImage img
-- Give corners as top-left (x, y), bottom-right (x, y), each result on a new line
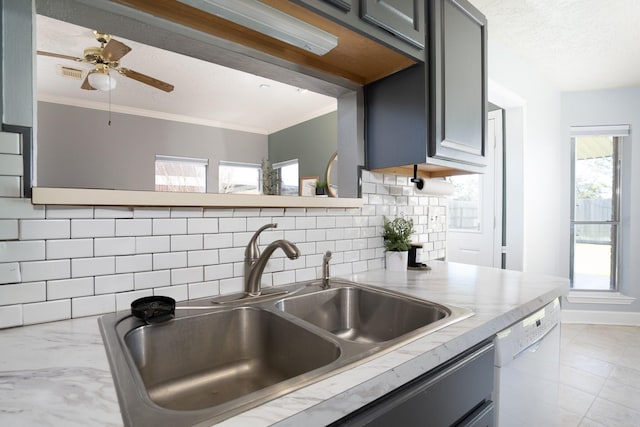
top-left (244, 223), bottom-right (300, 296)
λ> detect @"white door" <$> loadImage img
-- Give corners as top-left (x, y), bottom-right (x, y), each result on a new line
top-left (446, 110), bottom-right (503, 267)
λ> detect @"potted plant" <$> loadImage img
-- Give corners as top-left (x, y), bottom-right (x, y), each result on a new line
top-left (315, 180), bottom-right (328, 196)
top-left (382, 216), bottom-right (415, 271)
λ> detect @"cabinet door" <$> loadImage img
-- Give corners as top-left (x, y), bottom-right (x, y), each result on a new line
top-left (361, 0), bottom-right (425, 48)
top-left (321, 0), bottom-right (352, 11)
top-left (429, 0), bottom-right (487, 167)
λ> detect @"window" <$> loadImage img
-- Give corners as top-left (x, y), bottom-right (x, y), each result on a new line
top-left (155, 155), bottom-right (208, 193)
top-left (218, 161), bottom-right (261, 194)
top-left (448, 174), bottom-right (481, 231)
top-left (570, 126), bottom-right (627, 291)
top-left (273, 159), bottom-right (299, 196)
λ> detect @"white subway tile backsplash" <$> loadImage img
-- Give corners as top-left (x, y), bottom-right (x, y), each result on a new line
top-left (258, 208), bottom-right (284, 217)
top-left (115, 219), bottom-right (152, 236)
top-left (171, 267), bottom-right (203, 285)
top-left (72, 294), bottom-right (115, 317)
top-left (133, 207), bottom-right (170, 218)
top-left (0, 281), bottom-right (45, 305)
top-left (295, 268), bottom-right (316, 282)
top-left (20, 220), bottom-right (70, 240)
top-left (23, 299), bottom-right (71, 325)
top-left (0, 176), bottom-right (21, 197)
top-left (136, 236), bottom-right (170, 254)
top-left (153, 251), bottom-right (187, 270)
top-left (295, 217), bottom-right (316, 229)
top-left (316, 241), bottom-right (336, 253)
top-left (283, 230), bottom-right (305, 243)
top-left (94, 237), bottom-right (136, 257)
top-left (72, 256), bottom-right (115, 278)
top-left (47, 239), bottom-right (93, 260)
top-left (218, 247), bottom-right (244, 264)
top-left (219, 218), bottom-right (246, 232)
top-left (0, 198), bottom-right (45, 220)
top-left (0, 219), bottom-right (19, 240)
top-left (188, 249), bottom-right (218, 267)
top-left (115, 254), bottom-right (153, 273)
top-left (20, 260), bottom-right (70, 282)
top-left (0, 153), bottom-right (23, 175)
top-left (47, 277), bottom-right (93, 300)
top-left (233, 208), bottom-right (259, 217)
top-left (0, 305), bottom-right (22, 328)
top-left (46, 206), bottom-right (93, 219)
top-left (0, 132), bottom-right (20, 154)
top-left (203, 233), bottom-right (233, 249)
top-left (272, 270), bottom-right (295, 287)
top-left (203, 208), bottom-right (233, 218)
top-left (188, 281), bottom-right (219, 299)
top-left (219, 277), bottom-right (243, 294)
top-left (0, 240), bottom-right (44, 263)
top-left (188, 218), bottom-right (218, 234)
top-left (170, 208), bottom-right (203, 218)
top-left (204, 263), bottom-right (234, 281)
top-left (306, 229), bottom-right (326, 242)
top-left (0, 262), bottom-right (20, 284)
top-left (94, 207), bottom-right (133, 219)
top-left (153, 285), bottom-right (188, 301)
top-left (95, 273), bottom-right (134, 294)
top-left (171, 234), bottom-right (203, 251)
top-left (71, 219), bottom-right (114, 238)
top-left (115, 289), bottom-right (153, 311)
top-left (135, 270), bottom-right (170, 290)
top-left (153, 218), bottom-right (187, 235)
top-left (0, 170), bottom-right (446, 327)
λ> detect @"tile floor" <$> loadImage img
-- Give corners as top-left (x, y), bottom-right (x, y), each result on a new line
top-left (559, 323), bottom-right (640, 426)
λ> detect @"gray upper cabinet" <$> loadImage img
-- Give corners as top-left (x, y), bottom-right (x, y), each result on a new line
top-left (365, 0), bottom-right (487, 177)
top-left (361, 0), bottom-right (425, 49)
top-left (429, 0), bottom-right (487, 168)
top-left (293, 0), bottom-right (425, 61)
top-left (321, 0), bottom-right (353, 11)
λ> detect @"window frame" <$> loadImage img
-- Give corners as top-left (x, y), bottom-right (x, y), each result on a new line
top-left (569, 126), bottom-right (627, 292)
top-left (155, 154), bottom-right (208, 193)
top-left (218, 160), bottom-right (262, 194)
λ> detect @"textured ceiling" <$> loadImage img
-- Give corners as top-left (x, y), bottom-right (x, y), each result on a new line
top-left (470, 0), bottom-right (640, 91)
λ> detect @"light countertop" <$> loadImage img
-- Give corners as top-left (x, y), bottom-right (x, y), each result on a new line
top-left (0, 262), bottom-right (568, 426)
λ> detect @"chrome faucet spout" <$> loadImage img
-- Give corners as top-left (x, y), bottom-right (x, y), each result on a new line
top-left (244, 224), bottom-right (300, 296)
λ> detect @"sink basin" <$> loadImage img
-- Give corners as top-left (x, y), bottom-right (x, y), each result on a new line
top-left (275, 287), bottom-right (448, 343)
top-left (124, 307), bottom-right (340, 411)
top-left (99, 279), bottom-right (473, 426)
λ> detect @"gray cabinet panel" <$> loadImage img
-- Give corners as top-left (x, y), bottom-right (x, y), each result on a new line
top-left (322, 0), bottom-right (352, 11)
top-left (429, 0), bottom-right (487, 166)
top-left (330, 341), bottom-right (495, 426)
top-left (361, 0), bottom-right (425, 48)
top-left (365, 63), bottom-right (427, 170)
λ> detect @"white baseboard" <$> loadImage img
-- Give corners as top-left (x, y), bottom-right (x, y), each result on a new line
top-left (562, 309), bottom-right (640, 326)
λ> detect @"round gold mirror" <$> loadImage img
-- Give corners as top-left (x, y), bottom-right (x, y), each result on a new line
top-left (325, 151), bottom-right (338, 197)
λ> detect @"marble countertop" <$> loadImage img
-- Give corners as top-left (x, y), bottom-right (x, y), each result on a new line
top-left (0, 262), bottom-right (568, 427)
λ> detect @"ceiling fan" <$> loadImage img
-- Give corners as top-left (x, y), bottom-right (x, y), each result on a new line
top-left (37, 31), bottom-right (174, 93)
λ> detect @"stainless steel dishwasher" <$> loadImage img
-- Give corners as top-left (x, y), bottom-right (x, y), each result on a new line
top-left (493, 298), bottom-right (561, 426)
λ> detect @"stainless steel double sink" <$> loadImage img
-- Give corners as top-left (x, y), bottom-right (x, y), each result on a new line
top-left (99, 280), bottom-right (473, 426)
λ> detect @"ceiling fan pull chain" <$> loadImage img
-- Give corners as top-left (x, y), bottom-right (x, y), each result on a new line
top-left (108, 74), bottom-right (112, 126)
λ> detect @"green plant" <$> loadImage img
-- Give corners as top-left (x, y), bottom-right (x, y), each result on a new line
top-left (382, 216), bottom-right (414, 252)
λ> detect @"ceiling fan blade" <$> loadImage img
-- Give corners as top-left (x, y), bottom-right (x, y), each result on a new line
top-left (37, 50), bottom-right (84, 62)
top-left (101, 39), bottom-right (132, 62)
top-left (119, 68), bottom-right (174, 92)
top-left (81, 71), bottom-right (97, 90)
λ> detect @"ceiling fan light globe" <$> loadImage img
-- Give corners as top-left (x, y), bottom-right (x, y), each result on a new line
top-left (88, 72), bottom-right (117, 91)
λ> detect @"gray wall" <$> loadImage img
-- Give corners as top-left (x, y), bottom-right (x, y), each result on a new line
top-left (37, 102), bottom-right (268, 192)
top-left (268, 111), bottom-right (337, 181)
top-left (561, 87), bottom-right (640, 313)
